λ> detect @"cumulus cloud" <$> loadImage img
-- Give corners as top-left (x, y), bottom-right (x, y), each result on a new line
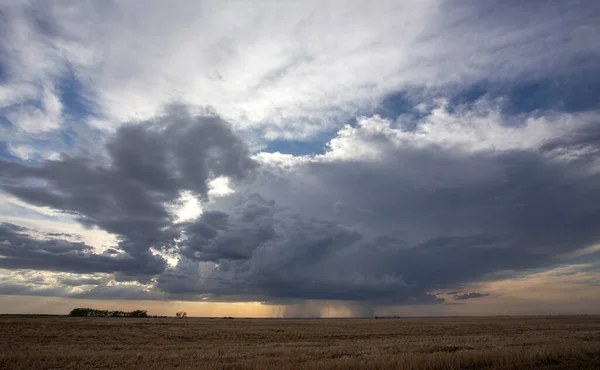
top-left (2, 100), bottom-right (600, 309)
top-left (0, 106), bottom-right (256, 279)
top-left (190, 108), bottom-right (600, 304)
top-left (151, 106), bottom-right (600, 305)
top-left (157, 196), bottom-right (426, 303)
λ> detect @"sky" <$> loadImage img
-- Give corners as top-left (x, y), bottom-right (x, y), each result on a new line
top-left (1, 0), bottom-right (600, 317)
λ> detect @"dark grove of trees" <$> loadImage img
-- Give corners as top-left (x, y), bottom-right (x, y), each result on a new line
top-left (68, 308), bottom-right (149, 317)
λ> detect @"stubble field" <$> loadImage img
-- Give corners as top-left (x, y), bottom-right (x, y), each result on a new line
top-left (1, 316), bottom-right (600, 369)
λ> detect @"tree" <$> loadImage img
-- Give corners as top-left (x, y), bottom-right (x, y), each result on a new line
top-left (129, 310), bottom-right (148, 318)
top-left (69, 308), bottom-right (91, 317)
top-left (69, 308), bottom-right (149, 317)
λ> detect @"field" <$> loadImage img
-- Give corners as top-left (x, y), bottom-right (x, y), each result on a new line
top-left (1, 316), bottom-right (600, 369)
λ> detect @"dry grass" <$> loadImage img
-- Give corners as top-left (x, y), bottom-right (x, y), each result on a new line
top-left (1, 316), bottom-right (600, 369)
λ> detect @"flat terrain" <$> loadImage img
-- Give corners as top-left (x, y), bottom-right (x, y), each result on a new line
top-left (1, 316), bottom-right (600, 369)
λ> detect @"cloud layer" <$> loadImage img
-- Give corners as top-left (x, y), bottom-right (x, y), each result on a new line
top-left (2, 103), bottom-right (600, 310)
top-left (1, 0), bottom-right (598, 143)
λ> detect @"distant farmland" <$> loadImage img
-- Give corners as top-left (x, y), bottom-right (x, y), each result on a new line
top-left (1, 316), bottom-right (600, 369)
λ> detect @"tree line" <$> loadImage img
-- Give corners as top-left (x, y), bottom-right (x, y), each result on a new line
top-left (68, 308), bottom-right (149, 317)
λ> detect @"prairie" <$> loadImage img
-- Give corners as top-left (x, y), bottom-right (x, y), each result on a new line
top-left (1, 316), bottom-right (600, 369)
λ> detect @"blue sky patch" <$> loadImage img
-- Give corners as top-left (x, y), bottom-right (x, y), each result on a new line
top-left (0, 142), bottom-right (14, 161)
top-left (57, 64), bottom-right (97, 120)
top-left (449, 72), bottom-right (600, 116)
top-left (263, 138), bottom-right (329, 156)
top-left (377, 91), bottom-right (416, 119)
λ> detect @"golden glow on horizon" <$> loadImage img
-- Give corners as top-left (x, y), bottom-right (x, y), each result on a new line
top-left (2, 263), bottom-right (600, 317)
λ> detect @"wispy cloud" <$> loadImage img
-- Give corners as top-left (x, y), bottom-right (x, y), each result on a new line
top-left (2, 1), bottom-right (598, 140)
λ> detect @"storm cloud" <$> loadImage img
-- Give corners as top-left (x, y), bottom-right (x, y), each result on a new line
top-left (2, 103), bottom-right (600, 308)
top-left (0, 106), bottom-right (256, 279)
top-left (155, 110), bottom-right (600, 304)
top-left (0, 1), bottom-right (599, 315)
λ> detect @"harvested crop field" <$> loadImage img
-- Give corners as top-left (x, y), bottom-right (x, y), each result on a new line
top-left (1, 316), bottom-right (600, 369)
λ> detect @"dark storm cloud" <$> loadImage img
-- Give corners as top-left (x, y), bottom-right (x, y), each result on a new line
top-left (454, 292), bottom-right (490, 301)
top-left (151, 114), bottom-right (600, 305)
top-left (3, 102), bottom-right (600, 306)
top-left (180, 194), bottom-right (277, 262)
top-left (158, 207), bottom-right (530, 304)
top-left (158, 196), bottom-right (442, 304)
top-left (300, 149), bottom-right (600, 257)
top-left (0, 106), bottom-right (256, 277)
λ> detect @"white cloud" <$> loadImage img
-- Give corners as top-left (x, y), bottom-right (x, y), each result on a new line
top-left (0, 83), bottom-right (37, 109)
top-left (208, 177), bottom-right (235, 198)
top-left (2, 1), bottom-right (597, 139)
top-left (1, 215), bottom-right (118, 252)
top-left (6, 143), bottom-right (61, 161)
top-left (0, 192), bottom-right (118, 251)
top-left (251, 104), bottom-right (597, 166)
top-left (4, 86), bottom-right (62, 133)
top-left (252, 152), bottom-right (313, 170)
top-left (322, 105), bottom-right (595, 161)
top-left (7, 144), bottom-right (34, 160)
top-left (168, 190), bottom-right (203, 223)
